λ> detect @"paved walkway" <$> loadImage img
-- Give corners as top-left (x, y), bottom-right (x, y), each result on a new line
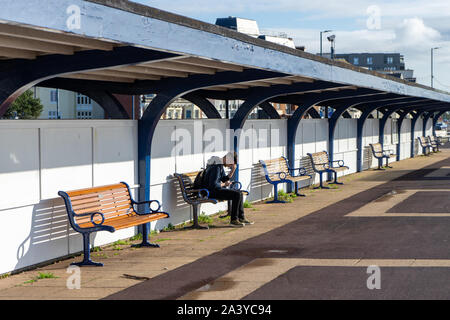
top-left (1, 148), bottom-right (450, 300)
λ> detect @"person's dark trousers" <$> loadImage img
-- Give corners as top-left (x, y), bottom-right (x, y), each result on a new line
top-left (209, 188), bottom-right (244, 221)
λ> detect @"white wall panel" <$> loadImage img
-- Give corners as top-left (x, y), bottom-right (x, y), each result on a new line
top-left (0, 116), bottom-right (420, 274)
top-left (0, 128), bottom-right (40, 209)
top-left (40, 127), bottom-right (93, 199)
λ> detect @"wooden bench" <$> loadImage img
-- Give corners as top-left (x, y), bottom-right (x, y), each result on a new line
top-left (428, 136), bottom-right (442, 152)
top-left (307, 151), bottom-right (349, 189)
top-left (58, 182), bottom-right (169, 266)
top-left (259, 157), bottom-right (312, 203)
top-left (369, 143), bottom-right (396, 170)
top-left (174, 171), bottom-right (249, 229)
top-left (418, 136), bottom-right (432, 155)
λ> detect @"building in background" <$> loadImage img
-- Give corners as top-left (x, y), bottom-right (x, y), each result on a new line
top-left (322, 53), bottom-right (416, 82)
top-left (215, 16), bottom-right (297, 49)
top-left (34, 87), bottom-right (140, 120)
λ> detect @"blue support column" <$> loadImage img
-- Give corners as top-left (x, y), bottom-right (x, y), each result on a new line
top-left (328, 105), bottom-right (352, 179)
top-left (433, 110), bottom-right (447, 136)
top-left (410, 110), bottom-right (426, 158)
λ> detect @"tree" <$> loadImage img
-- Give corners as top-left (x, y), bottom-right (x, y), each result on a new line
top-left (3, 90), bottom-right (43, 119)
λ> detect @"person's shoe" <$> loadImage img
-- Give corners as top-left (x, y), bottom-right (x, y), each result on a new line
top-left (230, 219), bottom-right (245, 227)
top-left (239, 218), bottom-right (254, 225)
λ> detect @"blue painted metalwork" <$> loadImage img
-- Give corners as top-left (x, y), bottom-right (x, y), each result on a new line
top-left (259, 157), bottom-right (312, 203)
top-left (0, 47), bottom-right (178, 116)
top-left (410, 110), bottom-right (427, 158)
top-left (259, 101), bottom-right (281, 119)
top-left (182, 93), bottom-right (222, 119)
top-left (378, 100), bottom-right (430, 145)
top-left (433, 110), bottom-right (448, 136)
top-left (37, 79), bottom-right (131, 118)
top-left (369, 143), bottom-right (396, 170)
top-left (284, 89), bottom-right (381, 191)
top-left (230, 81), bottom-right (348, 181)
top-left (354, 97), bottom-right (429, 172)
top-left (307, 151), bottom-right (349, 188)
top-left (137, 69), bottom-right (289, 234)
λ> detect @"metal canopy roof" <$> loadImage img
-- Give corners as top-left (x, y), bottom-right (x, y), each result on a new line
top-left (0, 0), bottom-right (449, 112)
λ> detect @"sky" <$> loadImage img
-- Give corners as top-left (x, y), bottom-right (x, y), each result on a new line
top-left (133, 0), bottom-right (450, 91)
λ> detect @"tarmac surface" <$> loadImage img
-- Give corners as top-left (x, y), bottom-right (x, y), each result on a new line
top-left (1, 147), bottom-right (450, 300)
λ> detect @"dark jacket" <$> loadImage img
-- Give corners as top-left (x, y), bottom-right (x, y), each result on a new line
top-left (202, 164), bottom-right (230, 190)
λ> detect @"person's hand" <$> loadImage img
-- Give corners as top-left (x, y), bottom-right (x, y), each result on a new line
top-left (223, 181), bottom-right (232, 187)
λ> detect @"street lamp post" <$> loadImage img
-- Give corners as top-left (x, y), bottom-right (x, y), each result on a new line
top-left (320, 30), bottom-right (332, 57)
top-left (431, 47), bottom-right (440, 88)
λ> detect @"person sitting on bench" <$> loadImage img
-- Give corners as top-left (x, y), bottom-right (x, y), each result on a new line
top-left (202, 152), bottom-right (253, 227)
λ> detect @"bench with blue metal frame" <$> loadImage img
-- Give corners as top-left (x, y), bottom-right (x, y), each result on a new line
top-left (418, 136), bottom-right (432, 155)
top-left (428, 136), bottom-right (442, 152)
top-left (174, 171), bottom-right (249, 229)
top-left (259, 157), bottom-right (312, 203)
top-left (58, 182), bottom-right (169, 267)
top-left (307, 151), bottom-right (349, 189)
top-left (369, 142), bottom-right (396, 170)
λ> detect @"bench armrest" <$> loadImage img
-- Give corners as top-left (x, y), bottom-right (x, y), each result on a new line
top-left (275, 171), bottom-right (288, 180)
top-left (289, 167), bottom-right (309, 176)
top-left (133, 199), bottom-right (162, 215)
top-left (229, 181), bottom-right (249, 195)
top-left (72, 211), bottom-right (106, 227)
top-left (330, 160), bottom-right (345, 167)
top-left (186, 188), bottom-right (210, 199)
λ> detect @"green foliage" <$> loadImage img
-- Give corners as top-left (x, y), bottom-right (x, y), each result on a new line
top-left (3, 90), bottom-right (43, 119)
top-left (243, 201), bottom-right (253, 208)
top-left (198, 213), bottom-right (213, 224)
top-left (163, 223), bottom-right (176, 232)
top-left (277, 190), bottom-right (297, 203)
top-left (24, 272), bottom-right (58, 284)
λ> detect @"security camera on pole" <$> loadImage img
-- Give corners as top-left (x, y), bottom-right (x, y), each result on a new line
top-left (327, 34), bottom-right (336, 60)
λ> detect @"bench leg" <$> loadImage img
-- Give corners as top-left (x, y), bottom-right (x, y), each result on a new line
top-left (329, 171), bottom-right (343, 185)
top-left (385, 157), bottom-right (393, 168)
top-left (266, 183), bottom-right (286, 203)
top-left (294, 182), bottom-right (306, 197)
top-left (72, 233), bottom-right (103, 267)
top-left (314, 172), bottom-right (329, 189)
top-left (373, 158), bottom-right (384, 170)
top-left (132, 223), bottom-right (160, 248)
top-left (185, 204), bottom-right (209, 229)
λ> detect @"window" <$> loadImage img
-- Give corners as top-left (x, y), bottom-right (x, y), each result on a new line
top-left (185, 110), bottom-right (192, 119)
top-left (386, 56), bottom-right (394, 64)
top-left (353, 57), bottom-right (359, 65)
top-left (76, 93), bottom-right (92, 105)
top-left (50, 90), bottom-right (58, 104)
top-left (367, 57), bottom-right (373, 65)
top-left (48, 111), bottom-right (61, 119)
top-left (77, 111), bottom-right (92, 119)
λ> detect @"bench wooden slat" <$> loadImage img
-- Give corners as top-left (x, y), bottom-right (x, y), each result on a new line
top-left (78, 212), bottom-right (168, 230)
